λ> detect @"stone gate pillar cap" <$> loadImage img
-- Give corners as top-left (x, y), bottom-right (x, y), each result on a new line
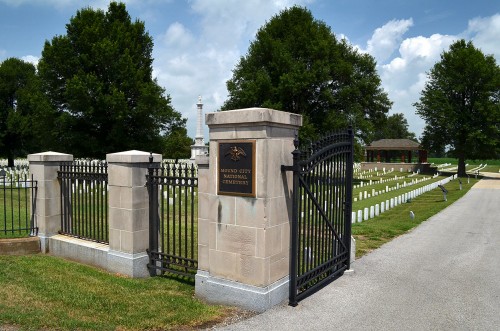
top-left (106, 150), bottom-right (162, 163)
top-left (206, 108), bottom-right (302, 128)
top-left (28, 151), bottom-right (73, 162)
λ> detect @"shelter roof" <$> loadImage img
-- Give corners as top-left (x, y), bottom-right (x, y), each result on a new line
top-left (365, 139), bottom-right (421, 150)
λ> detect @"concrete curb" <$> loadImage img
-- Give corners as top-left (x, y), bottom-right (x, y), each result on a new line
top-left (0, 237), bottom-right (40, 255)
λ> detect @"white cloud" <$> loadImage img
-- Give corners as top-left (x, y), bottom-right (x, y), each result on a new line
top-left (152, 0), bottom-right (313, 138)
top-left (465, 13), bottom-right (500, 61)
top-left (378, 32), bottom-right (456, 138)
top-left (21, 55), bottom-right (40, 66)
top-left (0, 0), bottom-right (172, 12)
top-left (160, 22), bottom-right (195, 49)
top-left (365, 18), bottom-right (413, 63)
top-left (375, 12), bottom-right (500, 140)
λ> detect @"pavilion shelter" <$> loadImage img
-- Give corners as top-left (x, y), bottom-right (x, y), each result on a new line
top-left (363, 139), bottom-right (429, 172)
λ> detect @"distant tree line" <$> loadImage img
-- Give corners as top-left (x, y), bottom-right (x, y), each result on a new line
top-left (0, 2), bottom-right (192, 166)
top-left (10, 5), bottom-right (489, 167)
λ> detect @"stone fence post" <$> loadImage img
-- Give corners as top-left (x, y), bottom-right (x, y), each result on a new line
top-left (195, 108), bottom-right (302, 312)
top-left (28, 152), bottom-right (73, 253)
top-left (106, 150), bottom-right (162, 277)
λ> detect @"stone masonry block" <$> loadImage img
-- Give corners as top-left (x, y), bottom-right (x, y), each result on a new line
top-left (198, 244), bottom-right (209, 271)
top-left (270, 254), bottom-right (289, 284)
top-left (236, 255), bottom-right (269, 286)
top-left (216, 224), bottom-right (257, 256)
top-left (109, 207), bottom-right (148, 232)
top-left (215, 195), bottom-right (236, 226)
top-left (235, 197), bottom-right (267, 228)
top-left (119, 229), bottom-right (148, 254)
top-left (256, 225), bottom-right (283, 259)
top-left (36, 214), bottom-right (61, 236)
top-left (108, 228), bottom-right (121, 251)
top-left (198, 193), bottom-right (218, 222)
top-left (198, 218), bottom-right (210, 246)
top-left (209, 249), bottom-right (238, 279)
top-left (266, 196), bottom-right (291, 227)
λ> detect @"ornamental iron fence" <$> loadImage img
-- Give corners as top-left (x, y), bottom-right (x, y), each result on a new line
top-left (58, 160), bottom-right (108, 243)
top-left (0, 169), bottom-right (38, 238)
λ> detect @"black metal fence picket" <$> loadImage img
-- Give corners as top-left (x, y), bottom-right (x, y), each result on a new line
top-left (0, 169), bottom-right (38, 238)
top-left (147, 157), bottom-right (198, 278)
top-left (58, 161), bottom-right (108, 243)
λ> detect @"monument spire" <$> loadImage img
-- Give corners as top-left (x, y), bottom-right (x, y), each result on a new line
top-left (195, 96), bottom-right (204, 144)
top-left (190, 95), bottom-right (208, 160)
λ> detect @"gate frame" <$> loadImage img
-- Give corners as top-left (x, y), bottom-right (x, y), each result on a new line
top-left (284, 127), bottom-right (354, 306)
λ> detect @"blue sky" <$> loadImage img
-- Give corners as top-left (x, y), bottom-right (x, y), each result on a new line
top-left (1, 0), bottom-right (499, 141)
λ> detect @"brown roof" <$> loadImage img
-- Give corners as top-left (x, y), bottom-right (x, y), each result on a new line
top-left (365, 139), bottom-right (421, 150)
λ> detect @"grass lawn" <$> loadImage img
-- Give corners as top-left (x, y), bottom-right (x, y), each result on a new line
top-left (0, 255), bottom-right (237, 331)
top-left (352, 177), bottom-right (479, 257)
top-left (428, 158), bottom-right (500, 173)
top-left (0, 171), bottom-right (484, 330)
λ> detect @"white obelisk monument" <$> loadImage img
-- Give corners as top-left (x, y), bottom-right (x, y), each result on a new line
top-left (190, 96), bottom-right (208, 160)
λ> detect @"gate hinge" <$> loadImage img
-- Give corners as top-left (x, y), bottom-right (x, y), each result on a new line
top-left (281, 165), bottom-right (293, 172)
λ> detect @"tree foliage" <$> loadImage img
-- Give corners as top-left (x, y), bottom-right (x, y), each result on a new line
top-left (38, 2), bottom-right (187, 158)
top-left (0, 58), bottom-right (51, 166)
top-left (373, 113), bottom-right (417, 141)
top-left (415, 40), bottom-right (500, 176)
top-left (221, 6), bottom-right (392, 143)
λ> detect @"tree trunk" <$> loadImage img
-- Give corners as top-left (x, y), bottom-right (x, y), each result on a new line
top-left (7, 152), bottom-right (14, 168)
top-left (457, 154), bottom-right (466, 177)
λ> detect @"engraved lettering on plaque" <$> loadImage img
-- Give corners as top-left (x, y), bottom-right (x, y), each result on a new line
top-left (218, 140), bottom-right (256, 197)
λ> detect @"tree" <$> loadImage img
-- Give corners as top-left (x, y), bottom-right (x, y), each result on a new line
top-left (162, 127), bottom-right (193, 159)
top-left (415, 40), bottom-right (500, 176)
top-left (38, 2), bottom-right (187, 158)
top-left (373, 113), bottom-right (417, 141)
top-left (0, 58), bottom-right (51, 166)
top-left (221, 6), bottom-right (391, 143)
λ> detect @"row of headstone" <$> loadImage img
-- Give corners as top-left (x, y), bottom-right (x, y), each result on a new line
top-left (352, 174), bottom-right (457, 223)
top-left (354, 176), bottom-right (431, 202)
top-left (354, 173), bottom-right (411, 189)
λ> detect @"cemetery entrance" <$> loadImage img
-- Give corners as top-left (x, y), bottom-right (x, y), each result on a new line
top-left (283, 129), bottom-right (354, 305)
top-left (146, 157), bottom-right (198, 278)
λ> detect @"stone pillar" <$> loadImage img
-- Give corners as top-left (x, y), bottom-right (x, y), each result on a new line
top-left (106, 150), bottom-right (161, 277)
top-left (28, 152), bottom-right (73, 253)
top-left (195, 108), bottom-right (302, 312)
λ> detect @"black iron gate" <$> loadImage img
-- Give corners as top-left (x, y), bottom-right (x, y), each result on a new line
top-left (146, 156), bottom-right (198, 278)
top-left (283, 128), bottom-right (354, 305)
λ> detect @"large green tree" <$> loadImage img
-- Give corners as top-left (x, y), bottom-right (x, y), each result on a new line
top-left (415, 40), bottom-right (500, 176)
top-left (221, 6), bottom-right (391, 143)
top-left (373, 113), bottom-right (417, 141)
top-left (38, 2), bottom-right (187, 157)
top-left (0, 58), bottom-right (51, 166)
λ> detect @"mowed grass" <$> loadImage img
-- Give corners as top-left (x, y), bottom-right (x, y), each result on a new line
top-left (0, 255), bottom-right (233, 331)
top-left (352, 177), bottom-right (479, 257)
top-left (428, 157), bottom-right (500, 172)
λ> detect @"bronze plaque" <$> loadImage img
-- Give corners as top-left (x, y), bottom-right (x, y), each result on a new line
top-left (218, 140), bottom-right (256, 197)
